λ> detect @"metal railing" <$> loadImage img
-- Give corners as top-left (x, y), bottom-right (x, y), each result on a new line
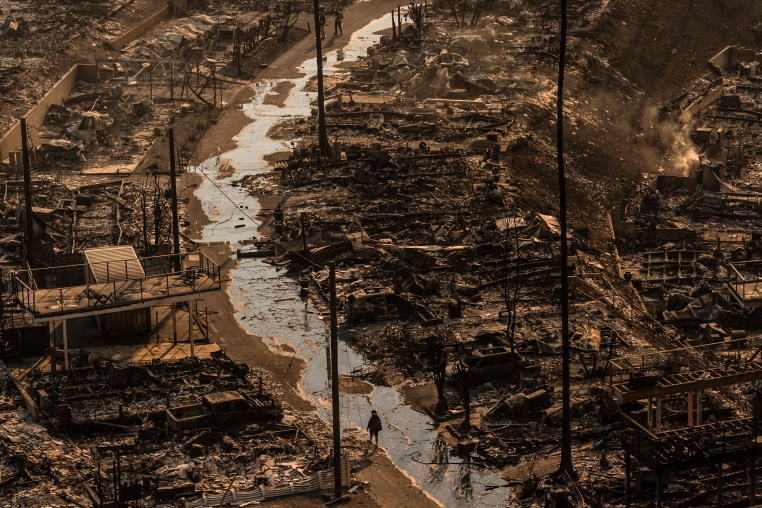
top-left (13, 252), bottom-right (221, 318)
top-left (608, 338), bottom-right (753, 388)
top-left (621, 414), bottom-right (762, 470)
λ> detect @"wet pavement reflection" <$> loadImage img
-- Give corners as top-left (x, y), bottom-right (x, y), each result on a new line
top-left (193, 16), bottom-right (511, 507)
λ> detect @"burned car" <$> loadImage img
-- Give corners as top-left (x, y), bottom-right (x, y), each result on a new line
top-left (446, 346), bottom-right (527, 385)
top-left (166, 390), bottom-right (282, 433)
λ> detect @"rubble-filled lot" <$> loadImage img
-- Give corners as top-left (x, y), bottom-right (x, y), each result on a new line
top-left (5, 0), bottom-right (762, 506)
top-left (236, 1), bottom-right (762, 506)
top-left (0, 350), bottom-right (369, 506)
top-left (0, 0), bottom-right (296, 268)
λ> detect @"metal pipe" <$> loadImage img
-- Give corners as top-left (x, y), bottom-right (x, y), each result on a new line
top-left (62, 319), bottom-right (69, 370)
top-left (20, 118), bottom-right (35, 270)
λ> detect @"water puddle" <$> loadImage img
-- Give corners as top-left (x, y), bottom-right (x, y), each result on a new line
top-left (193, 17), bottom-right (511, 507)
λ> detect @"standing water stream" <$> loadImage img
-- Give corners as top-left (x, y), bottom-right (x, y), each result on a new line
top-left (193, 16), bottom-right (510, 507)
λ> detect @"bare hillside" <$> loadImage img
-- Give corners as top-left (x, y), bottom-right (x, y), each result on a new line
top-left (518, 0), bottom-right (762, 247)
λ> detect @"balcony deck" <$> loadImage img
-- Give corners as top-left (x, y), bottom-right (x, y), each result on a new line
top-left (14, 254), bottom-right (222, 322)
top-left (611, 362), bottom-right (762, 402)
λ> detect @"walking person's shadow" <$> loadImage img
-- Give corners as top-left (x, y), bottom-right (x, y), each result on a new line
top-left (357, 442), bottom-right (379, 468)
top-left (364, 441), bottom-right (378, 456)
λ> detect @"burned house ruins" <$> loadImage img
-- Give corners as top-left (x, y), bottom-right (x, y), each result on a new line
top-left (3, 0), bottom-right (762, 507)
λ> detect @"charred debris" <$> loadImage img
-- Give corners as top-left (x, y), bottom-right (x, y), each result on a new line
top-left (0, 349), bottom-right (349, 507)
top-left (0, 1), bottom-right (351, 506)
top-left (237, 16), bottom-right (762, 508)
top-left (2, 0), bottom-right (762, 506)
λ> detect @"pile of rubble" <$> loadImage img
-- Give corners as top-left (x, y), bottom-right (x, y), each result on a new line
top-left (0, 350), bottom-right (367, 506)
top-left (5, 0), bottom-right (762, 505)
top-left (0, 175), bottom-right (193, 271)
top-left (234, 6), bottom-right (762, 506)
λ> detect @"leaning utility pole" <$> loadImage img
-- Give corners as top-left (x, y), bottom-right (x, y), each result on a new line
top-left (556, 0), bottom-right (575, 480)
top-left (312, 0), bottom-right (331, 156)
top-left (20, 118), bottom-right (35, 270)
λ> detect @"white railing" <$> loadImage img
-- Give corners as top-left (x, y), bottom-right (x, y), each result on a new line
top-left (188, 454), bottom-right (350, 507)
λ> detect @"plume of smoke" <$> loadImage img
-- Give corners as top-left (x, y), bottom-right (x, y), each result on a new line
top-left (638, 103), bottom-right (699, 176)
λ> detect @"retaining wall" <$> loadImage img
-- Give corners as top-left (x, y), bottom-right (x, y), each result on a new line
top-left (0, 65), bottom-right (83, 165)
top-left (107, 4), bottom-right (170, 51)
top-left (708, 45), bottom-right (758, 73)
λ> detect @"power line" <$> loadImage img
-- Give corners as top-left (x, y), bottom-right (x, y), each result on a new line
top-left (191, 160), bottom-right (261, 227)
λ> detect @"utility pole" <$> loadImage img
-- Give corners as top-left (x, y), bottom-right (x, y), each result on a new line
top-left (20, 118), bottom-right (35, 270)
top-left (329, 262), bottom-right (342, 499)
top-left (168, 129), bottom-right (181, 273)
top-left (556, 0), bottom-right (575, 481)
top-left (313, 0), bottom-right (331, 156)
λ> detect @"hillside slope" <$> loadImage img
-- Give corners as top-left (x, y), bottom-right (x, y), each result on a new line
top-left (518, 0), bottom-right (762, 248)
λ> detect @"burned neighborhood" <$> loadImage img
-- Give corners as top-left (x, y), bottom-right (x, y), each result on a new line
top-left (2, 0), bottom-right (762, 507)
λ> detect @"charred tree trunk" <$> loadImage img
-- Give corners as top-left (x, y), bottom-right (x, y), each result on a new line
top-left (455, 363), bottom-right (471, 431)
top-left (140, 182), bottom-right (149, 255)
top-left (428, 335), bottom-right (448, 415)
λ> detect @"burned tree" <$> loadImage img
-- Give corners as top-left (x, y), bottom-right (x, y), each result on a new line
top-left (138, 173), bottom-right (172, 256)
top-left (453, 362), bottom-right (471, 431)
top-left (443, 0), bottom-right (468, 28)
top-left (274, 0), bottom-right (307, 41)
top-left (439, 0), bottom-right (489, 28)
top-left (139, 182), bottom-right (149, 255)
top-left (232, 16), bottom-right (273, 74)
top-left (405, 2), bottom-right (426, 32)
top-left (426, 332), bottom-right (449, 415)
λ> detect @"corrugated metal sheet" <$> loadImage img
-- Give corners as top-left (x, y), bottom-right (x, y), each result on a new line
top-left (84, 246), bottom-right (145, 283)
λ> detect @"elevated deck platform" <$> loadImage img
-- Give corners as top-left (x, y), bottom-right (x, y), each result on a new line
top-left (611, 361), bottom-right (762, 402)
top-left (13, 252), bottom-right (221, 323)
top-left (622, 415), bottom-right (762, 472)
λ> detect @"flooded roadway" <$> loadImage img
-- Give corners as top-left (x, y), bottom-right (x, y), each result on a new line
top-left (193, 16), bottom-right (511, 507)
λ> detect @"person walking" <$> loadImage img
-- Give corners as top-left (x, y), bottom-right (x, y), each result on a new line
top-left (318, 9), bottom-right (326, 39)
top-left (334, 8), bottom-right (343, 35)
top-left (367, 409), bottom-right (382, 447)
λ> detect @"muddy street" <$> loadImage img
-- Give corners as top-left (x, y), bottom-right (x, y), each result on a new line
top-left (4, 1), bottom-right (762, 507)
top-left (190, 14), bottom-right (509, 506)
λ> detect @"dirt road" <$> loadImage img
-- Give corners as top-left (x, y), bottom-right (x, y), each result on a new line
top-left (183, 2), bottom-right (443, 507)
